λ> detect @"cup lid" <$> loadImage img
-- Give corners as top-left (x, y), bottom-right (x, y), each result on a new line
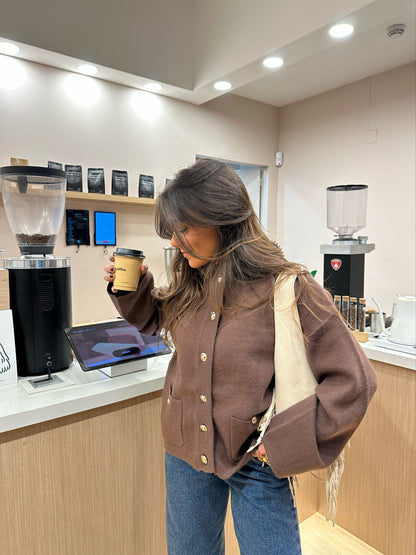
top-left (114, 248), bottom-right (145, 258)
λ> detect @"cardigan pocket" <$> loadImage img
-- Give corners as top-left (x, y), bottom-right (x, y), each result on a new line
top-left (229, 415), bottom-right (259, 461)
top-left (162, 386), bottom-right (184, 448)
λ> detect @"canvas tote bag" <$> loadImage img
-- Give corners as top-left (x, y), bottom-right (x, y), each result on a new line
top-left (248, 273), bottom-right (345, 523)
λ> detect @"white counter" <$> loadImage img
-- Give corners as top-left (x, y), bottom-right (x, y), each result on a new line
top-left (0, 354), bottom-right (171, 433)
top-left (361, 339), bottom-right (415, 371)
top-left (0, 338), bottom-right (414, 435)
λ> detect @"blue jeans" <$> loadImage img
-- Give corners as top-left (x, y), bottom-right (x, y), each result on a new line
top-left (165, 452), bottom-right (301, 555)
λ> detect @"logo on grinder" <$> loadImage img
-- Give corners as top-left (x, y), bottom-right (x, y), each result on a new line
top-left (331, 258), bottom-right (342, 271)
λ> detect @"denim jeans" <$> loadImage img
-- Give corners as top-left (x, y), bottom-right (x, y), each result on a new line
top-left (165, 452), bottom-right (302, 555)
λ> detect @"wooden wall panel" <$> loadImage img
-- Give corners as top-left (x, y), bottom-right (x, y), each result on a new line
top-left (0, 392), bottom-right (167, 555)
top-left (317, 361), bottom-right (416, 555)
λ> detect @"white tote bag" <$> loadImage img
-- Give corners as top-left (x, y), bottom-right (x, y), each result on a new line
top-left (248, 273), bottom-right (345, 523)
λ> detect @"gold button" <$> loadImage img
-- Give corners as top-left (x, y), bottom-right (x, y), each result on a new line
top-left (201, 454), bottom-right (208, 464)
top-left (251, 416), bottom-right (257, 424)
top-left (200, 395), bottom-right (207, 403)
top-left (167, 398), bottom-right (171, 405)
top-left (200, 424), bottom-right (208, 432)
top-left (200, 352), bottom-right (207, 362)
top-left (210, 312), bottom-right (216, 320)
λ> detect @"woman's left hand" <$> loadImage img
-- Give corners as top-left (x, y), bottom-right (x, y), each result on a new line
top-left (254, 444), bottom-right (269, 464)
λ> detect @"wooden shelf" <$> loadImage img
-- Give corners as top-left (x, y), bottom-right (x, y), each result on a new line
top-left (65, 191), bottom-right (156, 206)
top-left (0, 187), bottom-right (156, 207)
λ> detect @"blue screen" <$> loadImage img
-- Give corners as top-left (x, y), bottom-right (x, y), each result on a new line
top-left (94, 211), bottom-right (116, 245)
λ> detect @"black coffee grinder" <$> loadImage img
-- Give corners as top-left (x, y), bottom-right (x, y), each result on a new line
top-left (320, 185), bottom-right (375, 298)
top-left (1, 166), bottom-right (72, 376)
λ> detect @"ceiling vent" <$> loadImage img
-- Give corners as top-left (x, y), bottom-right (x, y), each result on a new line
top-left (387, 23), bottom-right (406, 38)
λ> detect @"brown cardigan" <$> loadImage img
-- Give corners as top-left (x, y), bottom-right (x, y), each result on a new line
top-left (109, 272), bottom-right (377, 480)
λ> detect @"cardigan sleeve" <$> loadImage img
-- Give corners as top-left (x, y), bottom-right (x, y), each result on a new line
top-left (107, 271), bottom-right (161, 336)
top-left (262, 275), bottom-right (378, 478)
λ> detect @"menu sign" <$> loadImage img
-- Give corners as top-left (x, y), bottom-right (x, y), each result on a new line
top-left (0, 310), bottom-right (18, 386)
top-left (139, 174), bottom-right (154, 198)
top-left (65, 164), bottom-right (83, 192)
top-left (88, 168), bottom-right (105, 194)
top-left (112, 170), bottom-right (128, 196)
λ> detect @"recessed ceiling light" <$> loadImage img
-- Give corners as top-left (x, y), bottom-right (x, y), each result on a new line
top-left (78, 63), bottom-right (98, 75)
top-left (329, 23), bottom-right (354, 38)
top-left (214, 80), bottom-right (232, 91)
top-left (0, 42), bottom-right (20, 56)
top-left (144, 82), bottom-right (163, 92)
top-left (262, 56), bottom-right (284, 69)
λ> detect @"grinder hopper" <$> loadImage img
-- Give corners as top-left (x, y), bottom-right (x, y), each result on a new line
top-left (0, 165), bottom-right (66, 255)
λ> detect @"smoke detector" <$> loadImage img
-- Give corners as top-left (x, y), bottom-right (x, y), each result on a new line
top-left (387, 23), bottom-right (406, 38)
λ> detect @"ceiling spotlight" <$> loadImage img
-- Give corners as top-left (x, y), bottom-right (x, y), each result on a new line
top-left (144, 82), bottom-right (163, 92)
top-left (387, 24), bottom-right (406, 39)
top-left (262, 56), bottom-right (284, 69)
top-left (214, 80), bottom-right (232, 91)
top-left (78, 63), bottom-right (98, 75)
top-left (0, 42), bottom-right (20, 55)
top-left (329, 23), bottom-right (354, 39)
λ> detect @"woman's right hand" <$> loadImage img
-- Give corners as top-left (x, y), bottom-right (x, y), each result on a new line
top-left (104, 255), bottom-right (148, 293)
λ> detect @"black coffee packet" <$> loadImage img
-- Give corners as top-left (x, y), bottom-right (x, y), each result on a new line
top-left (139, 174), bottom-right (154, 198)
top-left (65, 164), bottom-right (83, 192)
top-left (112, 170), bottom-right (128, 196)
top-left (88, 168), bottom-right (105, 194)
top-left (48, 161), bottom-right (63, 170)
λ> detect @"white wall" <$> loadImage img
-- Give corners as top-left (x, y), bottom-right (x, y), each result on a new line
top-left (277, 62), bottom-right (415, 314)
top-left (0, 58), bottom-right (279, 323)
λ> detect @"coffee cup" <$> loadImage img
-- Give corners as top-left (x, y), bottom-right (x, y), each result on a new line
top-left (113, 248), bottom-right (145, 291)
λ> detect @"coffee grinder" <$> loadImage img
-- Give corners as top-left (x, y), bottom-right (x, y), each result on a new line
top-left (320, 185), bottom-right (375, 298)
top-left (0, 166), bottom-right (72, 376)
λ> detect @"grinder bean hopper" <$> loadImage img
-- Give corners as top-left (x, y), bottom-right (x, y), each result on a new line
top-left (320, 184), bottom-right (375, 298)
top-left (0, 166), bottom-right (73, 376)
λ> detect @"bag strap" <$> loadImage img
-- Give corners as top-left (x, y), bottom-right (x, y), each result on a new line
top-left (273, 273), bottom-right (317, 414)
top-left (248, 272), bottom-right (346, 523)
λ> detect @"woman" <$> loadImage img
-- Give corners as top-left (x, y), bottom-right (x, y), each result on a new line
top-left (104, 158), bottom-right (377, 554)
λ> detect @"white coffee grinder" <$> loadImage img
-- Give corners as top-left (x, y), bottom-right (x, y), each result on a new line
top-left (0, 166), bottom-right (73, 376)
top-left (320, 184), bottom-right (375, 298)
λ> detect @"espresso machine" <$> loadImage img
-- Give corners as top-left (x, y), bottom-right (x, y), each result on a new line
top-left (0, 166), bottom-right (72, 376)
top-left (320, 184), bottom-right (374, 298)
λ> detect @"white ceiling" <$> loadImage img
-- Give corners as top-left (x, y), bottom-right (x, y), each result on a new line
top-left (0, 0), bottom-right (414, 107)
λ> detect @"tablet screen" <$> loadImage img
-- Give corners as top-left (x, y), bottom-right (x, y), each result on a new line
top-left (65, 319), bottom-right (170, 372)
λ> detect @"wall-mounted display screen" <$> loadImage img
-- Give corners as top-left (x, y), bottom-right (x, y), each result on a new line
top-left (66, 209), bottom-right (90, 246)
top-left (94, 211), bottom-right (116, 246)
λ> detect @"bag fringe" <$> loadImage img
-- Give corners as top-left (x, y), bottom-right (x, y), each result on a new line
top-left (325, 446), bottom-right (347, 525)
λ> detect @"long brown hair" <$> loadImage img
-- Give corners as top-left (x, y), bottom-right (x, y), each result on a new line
top-left (154, 158), bottom-right (308, 340)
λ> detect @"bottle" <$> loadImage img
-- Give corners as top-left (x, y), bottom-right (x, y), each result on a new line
top-left (349, 297), bottom-right (357, 330)
top-left (342, 296), bottom-right (350, 323)
top-left (358, 298), bottom-right (366, 332)
top-left (333, 295), bottom-right (341, 312)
